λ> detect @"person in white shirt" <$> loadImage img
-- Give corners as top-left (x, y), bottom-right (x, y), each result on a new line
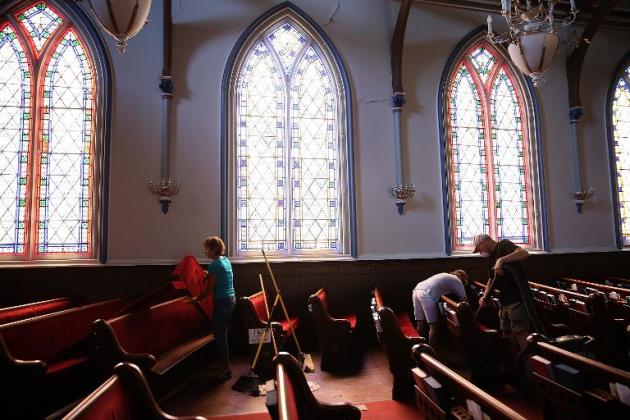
top-left (412, 270), bottom-right (469, 347)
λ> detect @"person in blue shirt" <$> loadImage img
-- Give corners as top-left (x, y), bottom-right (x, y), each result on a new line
top-left (191, 236), bottom-right (235, 380)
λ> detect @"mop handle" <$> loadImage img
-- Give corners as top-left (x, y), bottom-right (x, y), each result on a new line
top-left (259, 274), bottom-right (278, 355)
top-left (261, 249), bottom-right (303, 354)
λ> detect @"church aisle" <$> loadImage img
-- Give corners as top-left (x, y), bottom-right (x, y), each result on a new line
top-left (163, 346), bottom-right (395, 418)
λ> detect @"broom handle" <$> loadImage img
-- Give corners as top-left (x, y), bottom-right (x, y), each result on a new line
top-left (262, 249), bottom-right (303, 354)
top-left (259, 274), bottom-right (278, 355)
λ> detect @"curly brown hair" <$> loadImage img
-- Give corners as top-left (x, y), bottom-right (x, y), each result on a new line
top-left (204, 236), bottom-right (226, 256)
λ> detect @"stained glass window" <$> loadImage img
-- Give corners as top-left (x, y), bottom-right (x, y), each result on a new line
top-left (233, 19), bottom-right (345, 255)
top-left (611, 64), bottom-right (630, 247)
top-left (38, 30), bottom-right (94, 253)
top-left (16, 2), bottom-right (62, 53)
top-left (0, 2), bottom-right (99, 260)
top-left (0, 24), bottom-right (30, 254)
top-left (445, 41), bottom-right (535, 250)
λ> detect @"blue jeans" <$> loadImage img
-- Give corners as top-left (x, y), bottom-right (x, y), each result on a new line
top-left (213, 296), bottom-right (235, 367)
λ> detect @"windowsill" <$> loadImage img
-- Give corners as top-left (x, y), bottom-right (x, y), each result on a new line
top-left (449, 248), bottom-right (549, 257)
top-left (0, 259), bottom-right (103, 269)
top-left (226, 254), bottom-right (355, 264)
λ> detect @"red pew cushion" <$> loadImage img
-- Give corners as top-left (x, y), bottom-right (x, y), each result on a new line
top-left (397, 312), bottom-right (420, 338)
top-left (279, 317), bottom-right (300, 336)
top-left (316, 289), bottom-right (329, 313)
top-left (249, 292), bottom-right (269, 323)
top-left (342, 314), bottom-right (357, 329)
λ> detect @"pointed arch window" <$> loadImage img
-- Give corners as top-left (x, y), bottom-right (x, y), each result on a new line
top-left (0, 1), bottom-right (107, 261)
top-left (225, 7), bottom-right (354, 258)
top-left (610, 60), bottom-right (630, 247)
top-left (442, 37), bottom-right (544, 252)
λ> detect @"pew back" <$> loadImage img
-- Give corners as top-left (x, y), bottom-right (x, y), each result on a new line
top-left (0, 296), bottom-right (132, 363)
top-left (412, 345), bottom-right (527, 420)
top-left (0, 297), bottom-right (83, 325)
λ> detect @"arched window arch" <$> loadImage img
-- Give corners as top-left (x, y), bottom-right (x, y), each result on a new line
top-left (223, 4), bottom-right (355, 258)
top-left (608, 55), bottom-right (630, 248)
top-left (440, 32), bottom-right (546, 253)
top-left (0, 1), bottom-right (110, 262)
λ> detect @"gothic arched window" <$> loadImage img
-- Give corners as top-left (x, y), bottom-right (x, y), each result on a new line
top-left (224, 6), bottom-right (354, 257)
top-left (609, 58), bottom-right (630, 247)
top-left (441, 36), bottom-right (545, 252)
top-left (0, 1), bottom-right (108, 261)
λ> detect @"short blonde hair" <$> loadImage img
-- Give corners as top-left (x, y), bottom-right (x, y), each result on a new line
top-left (450, 269), bottom-right (468, 285)
top-left (204, 236), bottom-right (225, 256)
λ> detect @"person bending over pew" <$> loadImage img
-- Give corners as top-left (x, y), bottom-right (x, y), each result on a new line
top-left (186, 236), bottom-right (236, 380)
top-left (412, 270), bottom-right (469, 348)
top-left (472, 234), bottom-right (531, 351)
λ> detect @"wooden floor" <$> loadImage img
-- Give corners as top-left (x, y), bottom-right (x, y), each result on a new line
top-left (163, 346), bottom-right (395, 418)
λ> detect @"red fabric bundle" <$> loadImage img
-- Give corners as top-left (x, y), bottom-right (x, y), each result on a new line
top-left (172, 255), bottom-right (215, 319)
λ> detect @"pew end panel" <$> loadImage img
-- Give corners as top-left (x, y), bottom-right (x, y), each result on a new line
top-left (62, 362), bottom-right (207, 420)
top-left (266, 352), bottom-right (361, 420)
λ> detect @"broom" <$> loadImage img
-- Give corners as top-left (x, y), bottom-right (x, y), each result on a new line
top-left (232, 275), bottom-right (277, 396)
top-left (261, 249), bottom-right (315, 373)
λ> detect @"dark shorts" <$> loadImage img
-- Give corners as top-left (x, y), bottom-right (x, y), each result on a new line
top-left (499, 301), bottom-right (531, 333)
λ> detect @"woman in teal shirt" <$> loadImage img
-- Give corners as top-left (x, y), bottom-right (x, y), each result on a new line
top-left (193, 236), bottom-right (235, 379)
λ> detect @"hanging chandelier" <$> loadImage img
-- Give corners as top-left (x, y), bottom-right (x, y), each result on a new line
top-left (486, 0), bottom-right (579, 86)
top-left (84, 0), bottom-right (152, 53)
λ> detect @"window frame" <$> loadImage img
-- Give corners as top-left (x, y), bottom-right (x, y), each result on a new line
top-left (222, 4), bottom-right (356, 259)
top-left (606, 52), bottom-right (630, 249)
top-left (0, 0), bottom-right (111, 264)
top-left (439, 29), bottom-right (548, 255)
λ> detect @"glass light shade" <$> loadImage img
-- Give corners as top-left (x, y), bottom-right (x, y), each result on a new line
top-left (87, 0), bottom-right (152, 53)
top-left (507, 32), bottom-right (558, 85)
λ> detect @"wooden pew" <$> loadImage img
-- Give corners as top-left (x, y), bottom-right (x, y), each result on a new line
top-left (472, 278), bottom-right (627, 367)
top-left (527, 334), bottom-right (630, 420)
top-left (0, 297), bottom-right (84, 325)
top-left (93, 297), bottom-right (215, 397)
top-left (411, 344), bottom-right (527, 420)
top-left (240, 290), bottom-right (299, 341)
top-left (557, 277), bottom-right (630, 320)
top-left (372, 287), bottom-right (424, 401)
top-left (0, 296), bottom-right (134, 418)
top-left (308, 288), bottom-right (359, 372)
top-left (439, 295), bottom-right (509, 387)
top-left (265, 352), bottom-right (360, 420)
top-left (62, 362), bottom-right (205, 420)
top-left (529, 281), bottom-right (628, 367)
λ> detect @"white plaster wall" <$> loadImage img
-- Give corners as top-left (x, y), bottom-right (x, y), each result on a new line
top-left (102, 0), bottom-right (630, 262)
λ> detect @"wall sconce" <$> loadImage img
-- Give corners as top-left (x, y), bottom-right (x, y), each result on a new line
top-left (389, 184), bottom-right (416, 215)
top-left (148, 178), bottom-right (180, 214)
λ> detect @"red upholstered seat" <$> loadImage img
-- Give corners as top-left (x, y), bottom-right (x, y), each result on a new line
top-left (278, 317), bottom-right (299, 335)
top-left (397, 313), bottom-right (420, 338)
top-left (249, 292), bottom-right (270, 323)
top-left (342, 314), bottom-right (357, 330)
